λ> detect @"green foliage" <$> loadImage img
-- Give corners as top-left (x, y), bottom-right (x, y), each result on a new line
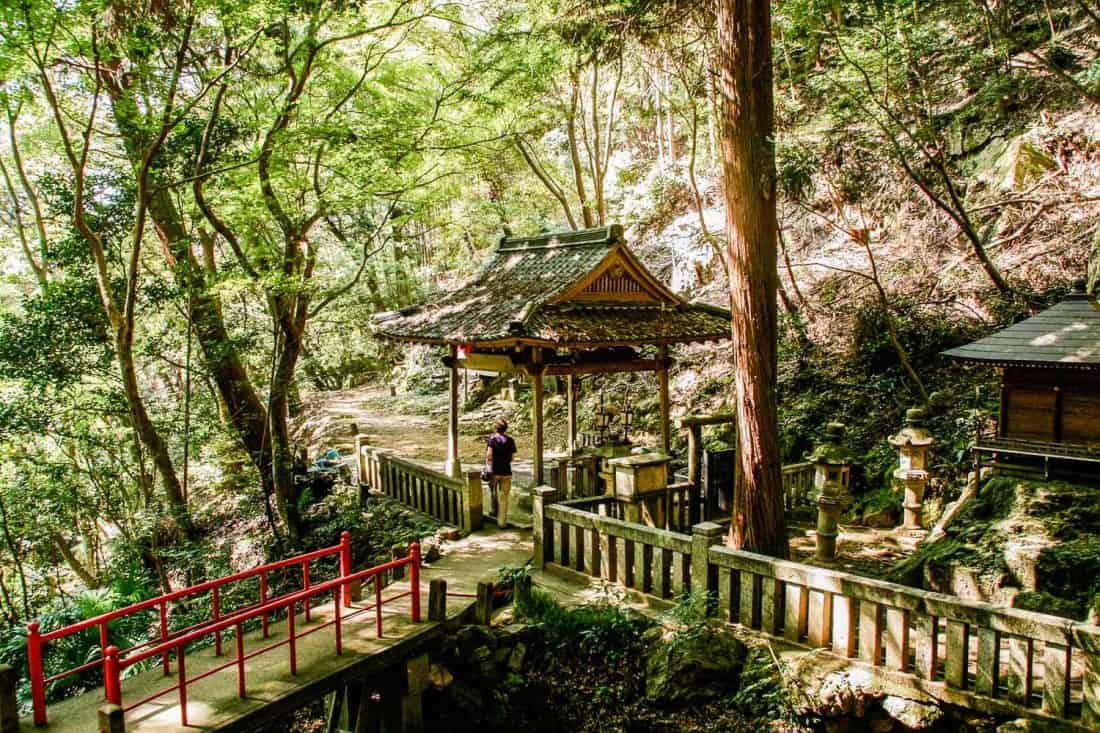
top-left (515, 588), bottom-right (651, 663)
top-left (0, 277), bottom-right (112, 390)
top-left (729, 647), bottom-right (807, 728)
top-left (663, 590), bottom-right (714, 627)
top-left (497, 561), bottom-right (532, 595)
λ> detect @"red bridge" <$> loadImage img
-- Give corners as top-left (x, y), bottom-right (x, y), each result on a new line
top-left (8, 528), bottom-right (530, 733)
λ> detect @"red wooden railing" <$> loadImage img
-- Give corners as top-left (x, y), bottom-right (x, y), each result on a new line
top-left (27, 533), bottom-right (421, 727)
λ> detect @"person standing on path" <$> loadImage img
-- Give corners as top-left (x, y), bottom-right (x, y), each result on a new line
top-left (485, 417), bottom-right (517, 528)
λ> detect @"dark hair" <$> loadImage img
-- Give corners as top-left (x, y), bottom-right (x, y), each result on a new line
top-left (493, 417), bottom-right (508, 433)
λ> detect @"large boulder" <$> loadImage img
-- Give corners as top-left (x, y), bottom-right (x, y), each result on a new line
top-left (644, 622), bottom-right (748, 707)
top-left (790, 649), bottom-right (882, 719)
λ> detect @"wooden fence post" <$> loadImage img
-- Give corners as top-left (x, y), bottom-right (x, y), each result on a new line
top-left (401, 654), bottom-right (430, 733)
top-left (691, 522), bottom-right (724, 599)
top-left (687, 424), bottom-right (704, 523)
top-left (463, 470), bottom-right (483, 531)
top-left (0, 665), bottom-right (16, 733)
top-left (532, 486), bottom-right (559, 570)
top-left (97, 704), bottom-right (125, 733)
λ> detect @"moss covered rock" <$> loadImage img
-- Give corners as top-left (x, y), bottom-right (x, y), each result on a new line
top-left (890, 476), bottom-right (1100, 619)
top-left (644, 621), bottom-right (748, 707)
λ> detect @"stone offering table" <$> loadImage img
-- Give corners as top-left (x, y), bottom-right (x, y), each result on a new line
top-left (608, 453), bottom-right (671, 527)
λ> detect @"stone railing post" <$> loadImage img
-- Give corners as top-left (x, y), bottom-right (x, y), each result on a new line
top-left (463, 470), bottom-right (483, 531)
top-left (532, 486), bottom-right (560, 570)
top-left (1075, 625), bottom-right (1100, 727)
top-left (355, 432), bottom-right (370, 486)
top-left (691, 522), bottom-right (724, 598)
top-left (97, 704), bottom-right (126, 733)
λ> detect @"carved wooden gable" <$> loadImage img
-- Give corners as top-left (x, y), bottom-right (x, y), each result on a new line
top-left (554, 249), bottom-right (674, 304)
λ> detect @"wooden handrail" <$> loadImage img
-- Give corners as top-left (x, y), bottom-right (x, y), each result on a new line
top-left (26, 533), bottom-right (352, 726)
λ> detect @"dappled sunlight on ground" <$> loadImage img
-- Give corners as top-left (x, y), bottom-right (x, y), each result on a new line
top-left (788, 521), bottom-right (907, 579)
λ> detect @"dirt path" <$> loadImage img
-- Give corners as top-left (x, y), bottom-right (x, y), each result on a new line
top-left (292, 385), bottom-right (562, 490)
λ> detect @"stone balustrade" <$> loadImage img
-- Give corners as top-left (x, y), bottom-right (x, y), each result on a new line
top-left (358, 443), bottom-right (482, 530)
top-left (781, 461), bottom-right (816, 510)
top-left (537, 492), bottom-right (694, 601)
top-left (533, 488), bottom-right (1100, 731)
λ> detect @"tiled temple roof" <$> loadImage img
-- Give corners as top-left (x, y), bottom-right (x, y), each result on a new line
top-left (373, 225), bottom-right (731, 348)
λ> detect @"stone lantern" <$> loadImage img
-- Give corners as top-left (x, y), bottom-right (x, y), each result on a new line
top-left (807, 422), bottom-right (854, 562)
top-left (889, 407), bottom-right (935, 537)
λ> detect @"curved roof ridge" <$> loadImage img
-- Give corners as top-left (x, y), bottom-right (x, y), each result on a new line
top-left (374, 223), bottom-right (730, 346)
top-left (498, 224), bottom-right (623, 251)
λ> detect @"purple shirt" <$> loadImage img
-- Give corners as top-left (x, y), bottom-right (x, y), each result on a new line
top-left (487, 433), bottom-right (517, 476)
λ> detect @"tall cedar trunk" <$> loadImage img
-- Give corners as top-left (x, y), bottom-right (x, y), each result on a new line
top-left (716, 0), bottom-right (788, 558)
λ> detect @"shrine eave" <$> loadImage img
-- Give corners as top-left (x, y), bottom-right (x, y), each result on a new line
top-left (372, 224), bottom-right (732, 349)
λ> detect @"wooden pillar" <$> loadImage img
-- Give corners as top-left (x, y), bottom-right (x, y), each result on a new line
top-left (657, 345), bottom-right (671, 455)
top-left (533, 486), bottom-right (559, 570)
top-left (686, 423), bottom-right (703, 524)
top-left (341, 680), bottom-right (364, 731)
top-left (401, 654), bottom-right (429, 733)
top-left (428, 579), bottom-right (447, 621)
top-left (531, 354), bottom-right (545, 486)
top-left (566, 373), bottom-right (577, 455)
top-left (355, 432), bottom-right (370, 486)
top-left (463, 470), bottom-right (483, 531)
top-left (475, 580), bottom-right (495, 626)
top-left (445, 344), bottom-right (461, 478)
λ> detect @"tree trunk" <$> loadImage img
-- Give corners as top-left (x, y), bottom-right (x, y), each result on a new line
top-left (51, 533), bottom-right (99, 589)
top-left (567, 72), bottom-right (595, 229)
top-left (105, 83), bottom-right (275, 510)
top-left (0, 495), bottom-right (31, 618)
top-left (269, 320), bottom-right (305, 543)
top-left (716, 0), bottom-right (788, 558)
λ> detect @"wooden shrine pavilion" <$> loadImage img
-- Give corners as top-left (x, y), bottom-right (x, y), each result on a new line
top-left (373, 225), bottom-right (732, 484)
top-left (944, 285), bottom-right (1100, 477)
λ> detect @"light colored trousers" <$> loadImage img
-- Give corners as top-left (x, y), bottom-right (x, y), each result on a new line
top-left (490, 475), bottom-right (511, 528)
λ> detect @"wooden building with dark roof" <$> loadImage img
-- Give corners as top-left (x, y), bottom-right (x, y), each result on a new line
top-left (943, 286), bottom-right (1100, 476)
top-left (374, 225), bottom-right (732, 484)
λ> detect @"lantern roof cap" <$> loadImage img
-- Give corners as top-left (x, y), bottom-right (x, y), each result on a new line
top-left (889, 408), bottom-right (935, 447)
top-left (807, 422), bottom-right (854, 464)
